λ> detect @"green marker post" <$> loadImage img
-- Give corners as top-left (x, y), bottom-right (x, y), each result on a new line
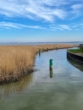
top-left (49, 59), bottom-right (53, 70)
top-left (38, 49), bottom-right (41, 53)
top-left (56, 47), bottom-right (58, 50)
top-left (47, 48), bottom-right (48, 51)
top-left (38, 49), bottom-right (41, 57)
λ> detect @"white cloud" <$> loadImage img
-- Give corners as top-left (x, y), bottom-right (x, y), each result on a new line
top-left (59, 25), bottom-right (71, 30)
top-left (71, 4), bottom-right (83, 18)
top-left (0, 0), bottom-right (67, 22)
top-left (50, 24), bottom-right (71, 31)
top-left (0, 21), bottom-right (46, 29)
top-left (0, 0), bottom-right (83, 23)
top-left (49, 22), bottom-right (83, 31)
top-left (72, 23), bottom-right (83, 29)
top-left (72, 4), bottom-right (83, 10)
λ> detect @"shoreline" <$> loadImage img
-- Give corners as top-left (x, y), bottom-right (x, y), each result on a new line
top-left (0, 44), bottom-right (78, 84)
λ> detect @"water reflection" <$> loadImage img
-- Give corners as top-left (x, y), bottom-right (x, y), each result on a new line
top-left (67, 57), bottom-right (83, 72)
top-left (49, 69), bottom-right (53, 78)
top-left (0, 73), bottom-right (33, 97)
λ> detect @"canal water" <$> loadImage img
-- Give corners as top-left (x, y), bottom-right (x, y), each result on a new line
top-left (0, 49), bottom-right (83, 110)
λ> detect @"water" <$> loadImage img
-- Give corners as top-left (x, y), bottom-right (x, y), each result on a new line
top-left (0, 41), bottom-right (82, 45)
top-left (0, 49), bottom-right (83, 110)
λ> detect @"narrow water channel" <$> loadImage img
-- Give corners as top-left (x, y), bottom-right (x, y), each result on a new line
top-left (0, 49), bottom-right (83, 110)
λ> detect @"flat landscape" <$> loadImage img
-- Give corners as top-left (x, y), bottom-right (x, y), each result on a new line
top-left (0, 0), bottom-right (83, 109)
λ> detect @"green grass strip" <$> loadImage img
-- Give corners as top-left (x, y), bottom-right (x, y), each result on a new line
top-left (68, 49), bottom-right (83, 53)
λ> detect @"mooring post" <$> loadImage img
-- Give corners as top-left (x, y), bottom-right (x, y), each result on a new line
top-left (38, 49), bottom-right (41, 53)
top-left (47, 48), bottom-right (48, 51)
top-left (38, 49), bottom-right (41, 57)
top-left (49, 59), bottom-right (53, 70)
top-left (56, 47), bottom-right (58, 50)
top-left (49, 59), bottom-right (53, 78)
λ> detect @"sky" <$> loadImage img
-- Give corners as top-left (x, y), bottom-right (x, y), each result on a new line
top-left (0, 0), bottom-right (83, 42)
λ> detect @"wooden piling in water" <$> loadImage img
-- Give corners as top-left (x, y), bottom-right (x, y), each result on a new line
top-left (49, 59), bottom-right (53, 70)
top-left (56, 47), bottom-right (58, 50)
top-left (49, 59), bottom-right (53, 78)
top-left (38, 49), bottom-right (41, 57)
top-left (38, 49), bottom-right (41, 53)
top-left (47, 48), bottom-right (48, 51)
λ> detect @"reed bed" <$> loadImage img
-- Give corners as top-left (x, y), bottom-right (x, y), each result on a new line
top-left (0, 44), bottom-right (77, 84)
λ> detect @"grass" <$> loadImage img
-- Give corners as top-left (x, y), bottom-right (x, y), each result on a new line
top-left (0, 44), bottom-right (77, 84)
top-left (68, 49), bottom-right (83, 53)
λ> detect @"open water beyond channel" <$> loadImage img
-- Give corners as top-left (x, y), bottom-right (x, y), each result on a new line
top-left (0, 49), bottom-right (83, 110)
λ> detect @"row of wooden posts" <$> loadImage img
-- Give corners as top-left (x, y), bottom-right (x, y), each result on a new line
top-left (38, 46), bottom-right (69, 53)
top-left (38, 47), bottom-right (58, 53)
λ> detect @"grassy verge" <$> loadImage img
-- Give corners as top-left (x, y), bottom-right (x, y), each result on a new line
top-left (0, 44), bottom-right (76, 84)
top-left (68, 49), bottom-right (83, 53)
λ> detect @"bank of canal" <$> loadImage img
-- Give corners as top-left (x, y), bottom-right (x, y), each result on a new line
top-left (0, 49), bottom-right (83, 110)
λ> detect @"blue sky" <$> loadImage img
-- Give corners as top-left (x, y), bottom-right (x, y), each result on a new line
top-left (0, 0), bottom-right (83, 42)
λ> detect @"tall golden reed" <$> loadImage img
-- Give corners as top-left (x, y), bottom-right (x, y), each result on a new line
top-left (0, 44), bottom-right (77, 83)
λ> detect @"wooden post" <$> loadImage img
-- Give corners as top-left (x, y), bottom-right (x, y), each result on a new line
top-left (49, 59), bottom-right (53, 70)
top-left (49, 59), bottom-right (53, 78)
top-left (47, 48), bottom-right (48, 51)
top-left (56, 47), bottom-right (58, 50)
top-left (38, 49), bottom-right (41, 53)
top-left (38, 49), bottom-right (41, 57)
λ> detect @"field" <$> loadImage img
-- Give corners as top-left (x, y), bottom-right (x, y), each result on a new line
top-left (0, 44), bottom-right (77, 84)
